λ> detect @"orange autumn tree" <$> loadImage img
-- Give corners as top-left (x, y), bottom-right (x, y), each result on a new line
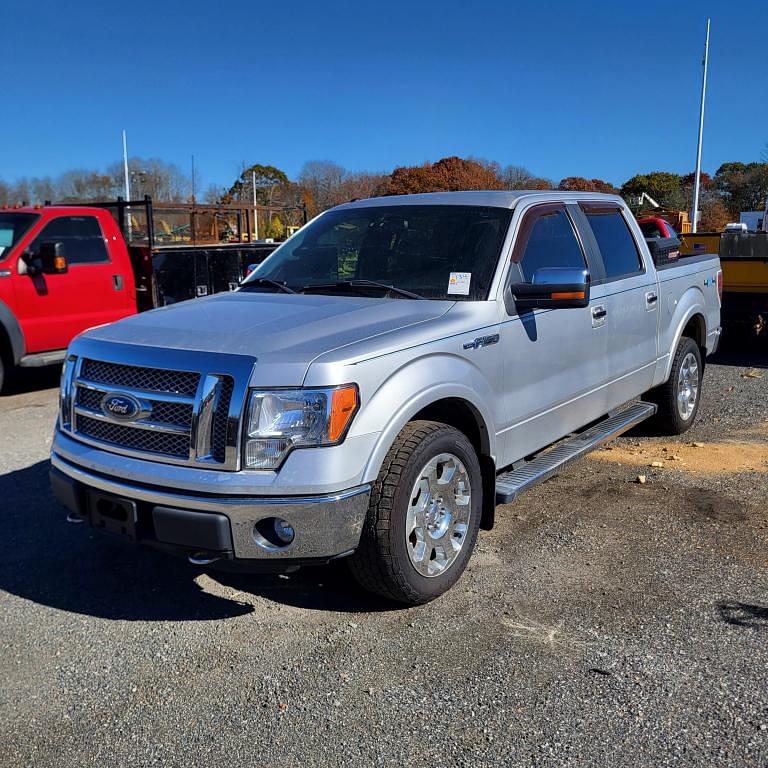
top-left (381, 156), bottom-right (505, 196)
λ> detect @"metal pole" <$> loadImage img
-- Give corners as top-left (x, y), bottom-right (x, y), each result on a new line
top-left (252, 170), bottom-right (259, 241)
top-left (122, 129), bottom-right (132, 240)
top-left (691, 18), bottom-right (710, 234)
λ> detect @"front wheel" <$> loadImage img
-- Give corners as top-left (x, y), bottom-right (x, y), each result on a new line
top-left (348, 420), bottom-right (482, 605)
top-left (643, 336), bottom-right (703, 435)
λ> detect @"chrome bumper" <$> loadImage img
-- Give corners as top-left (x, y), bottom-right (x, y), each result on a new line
top-left (50, 451), bottom-right (370, 561)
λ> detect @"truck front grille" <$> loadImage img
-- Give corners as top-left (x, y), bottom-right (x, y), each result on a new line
top-left (80, 359), bottom-right (200, 397)
top-left (76, 415), bottom-right (191, 458)
top-left (66, 356), bottom-right (243, 469)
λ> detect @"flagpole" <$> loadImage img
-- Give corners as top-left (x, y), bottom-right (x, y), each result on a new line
top-left (691, 18), bottom-right (710, 234)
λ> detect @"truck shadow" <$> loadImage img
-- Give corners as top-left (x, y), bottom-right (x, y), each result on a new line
top-left (2, 364), bottom-right (62, 396)
top-left (709, 333), bottom-right (768, 369)
top-left (0, 460), bottom-right (390, 620)
top-left (716, 600), bottom-right (768, 630)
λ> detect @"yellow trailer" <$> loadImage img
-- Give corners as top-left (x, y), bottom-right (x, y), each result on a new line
top-left (680, 232), bottom-right (768, 334)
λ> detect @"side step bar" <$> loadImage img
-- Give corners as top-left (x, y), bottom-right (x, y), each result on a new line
top-left (495, 402), bottom-right (657, 505)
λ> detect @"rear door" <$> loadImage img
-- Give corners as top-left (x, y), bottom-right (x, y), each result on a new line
top-left (497, 203), bottom-right (610, 465)
top-left (12, 213), bottom-right (133, 353)
top-left (575, 203), bottom-right (659, 406)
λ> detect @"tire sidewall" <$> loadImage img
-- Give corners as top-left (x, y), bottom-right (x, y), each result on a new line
top-left (672, 338), bottom-right (703, 431)
top-left (387, 428), bottom-right (482, 601)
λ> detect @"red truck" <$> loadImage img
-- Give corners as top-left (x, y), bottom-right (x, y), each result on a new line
top-left (637, 216), bottom-right (679, 239)
top-left (0, 206), bottom-right (138, 391)
top-left (0, 198), bottom-right (286, 392)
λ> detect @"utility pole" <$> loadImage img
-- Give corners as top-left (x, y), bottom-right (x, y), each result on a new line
top-left (691, 18), bottom-right (710, 234)
top-left (252, 170), bottom-right (259, 241)
top-left (122, 129), bottom-right (132, 240)
top-left (191, 154), bottom-right (196, 203)
top-left (122, 130), bottom-right (131, 200)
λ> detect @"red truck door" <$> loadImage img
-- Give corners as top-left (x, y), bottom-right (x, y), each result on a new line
top-left (11, 212), bottom-right (135, 353)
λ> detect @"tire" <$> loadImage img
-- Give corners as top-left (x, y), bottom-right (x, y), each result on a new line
top-left (0, 355), bottom-right (6, 395)
top-left (643, 336), bottom-right (703, 435)
top-left (348, 420), bottom-right (483, 605)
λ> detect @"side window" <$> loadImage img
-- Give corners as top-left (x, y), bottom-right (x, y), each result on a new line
top-left (29, 216), bottom-right (109, 265)
top-left (514, 206), bottom-right (586, 281)
top-left (584, 209), bottom-right (643, 279)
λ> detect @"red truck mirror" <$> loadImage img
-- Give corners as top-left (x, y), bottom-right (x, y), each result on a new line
top-left (39, 241), bottom-right (68, 275)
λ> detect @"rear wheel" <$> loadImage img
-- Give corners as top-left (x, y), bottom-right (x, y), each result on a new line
top-left (348, 420), bottom-right (482, 605)
top-left (644, 336), bottom-right (703, 435)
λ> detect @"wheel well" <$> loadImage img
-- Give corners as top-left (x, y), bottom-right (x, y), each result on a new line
top-left (682, 313), bottom-right (707, 364)
top-left (0, 325), bottom-right (12, 367)
top-left (412, 398), bottom-right (497, 530)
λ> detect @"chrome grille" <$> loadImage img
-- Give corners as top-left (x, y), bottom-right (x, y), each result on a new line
top-left (66, 352), bottom-right (245, 470)
top-left (76, 415), bottom-right (191, 458)
top-left (76, 387), bottom-right (193, 428)
top-left (80, 359), bottom-right (200, 396)
top-left (212, 377), bottom-right (234, 462)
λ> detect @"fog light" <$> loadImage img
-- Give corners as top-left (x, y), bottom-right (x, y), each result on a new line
top-left (274, 519), bottom-right (295, 544)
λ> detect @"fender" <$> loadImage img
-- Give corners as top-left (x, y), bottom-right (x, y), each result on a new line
top-left (658, 286), bottom-right (707, 385)
top-left (357, 353), bottom-right (498, 485)
top-left (0, 300), bottom-right (25, 365)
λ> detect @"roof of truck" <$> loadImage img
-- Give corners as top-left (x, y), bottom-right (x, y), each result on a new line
top-left (335, 190), bottom-right (626, 210)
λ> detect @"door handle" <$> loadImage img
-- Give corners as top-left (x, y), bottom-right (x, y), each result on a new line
top-left (591, 304), bottom-right (607, 328)
top-left (645, 291), bottom-right (658, 309)
top-left (112, 275), bottom-right (124, 291)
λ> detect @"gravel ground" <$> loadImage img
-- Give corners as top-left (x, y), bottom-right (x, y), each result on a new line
top-left (1, 340), bottom-right (767, 767)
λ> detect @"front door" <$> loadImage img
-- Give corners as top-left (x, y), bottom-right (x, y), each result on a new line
top-left (12, 214), bottom-right (130, 353)
top-left (497, 203), bottom-right (610, 467)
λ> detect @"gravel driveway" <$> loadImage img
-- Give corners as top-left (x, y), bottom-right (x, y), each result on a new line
top-left (1, 341), bottom-right (767, 767)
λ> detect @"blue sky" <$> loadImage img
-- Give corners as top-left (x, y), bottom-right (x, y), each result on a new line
top-left (2, 0), bottom-right (766, 189)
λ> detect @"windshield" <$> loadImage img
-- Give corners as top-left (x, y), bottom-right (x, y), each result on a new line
top-left (243, 205), bottom-right (512, 300)
top-left (0, 212), bottom-right (38, 261)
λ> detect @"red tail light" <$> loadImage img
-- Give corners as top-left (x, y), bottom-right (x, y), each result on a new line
top-left (717, 270), bottom-right (723, 305)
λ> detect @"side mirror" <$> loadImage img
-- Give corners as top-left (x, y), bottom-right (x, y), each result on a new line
top-left (39, 241), bottom-right (68, 274)
top-left (510, 267), bottom-right (590, 310)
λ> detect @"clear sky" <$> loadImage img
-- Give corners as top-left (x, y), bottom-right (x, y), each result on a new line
top-left (2, 0), bottom-right (766, 189)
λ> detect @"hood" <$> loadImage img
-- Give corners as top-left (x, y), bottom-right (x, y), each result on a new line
top-left (82, 292), bottom-right (454, 385)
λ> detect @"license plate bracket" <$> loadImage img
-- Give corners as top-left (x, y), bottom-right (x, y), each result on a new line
top-left (87, 490), bottom-right (138, 541)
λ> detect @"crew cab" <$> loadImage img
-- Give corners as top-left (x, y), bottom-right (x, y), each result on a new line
top-left (50, 191), bottom-right (722, 604)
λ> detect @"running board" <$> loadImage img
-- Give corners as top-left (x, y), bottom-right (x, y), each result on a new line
top-left (495, 402), bottom-right (657, 505)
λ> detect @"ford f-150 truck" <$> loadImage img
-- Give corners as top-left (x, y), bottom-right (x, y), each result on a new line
top-left (50, 191), bottom-right (722, 604)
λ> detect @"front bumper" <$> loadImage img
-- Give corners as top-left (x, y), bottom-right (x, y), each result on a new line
top-left (50, 451), bottom-right (371, 564)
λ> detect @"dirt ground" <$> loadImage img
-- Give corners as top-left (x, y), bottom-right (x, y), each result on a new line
top-left (1, 338), bottom-right (767, 767)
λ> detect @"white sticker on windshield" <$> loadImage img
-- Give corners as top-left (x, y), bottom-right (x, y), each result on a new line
top-left (447, 272), bottom-right (471, 296)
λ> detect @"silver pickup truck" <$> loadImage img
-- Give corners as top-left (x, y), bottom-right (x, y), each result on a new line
top-left (50, 191), bottom-right (722, 604)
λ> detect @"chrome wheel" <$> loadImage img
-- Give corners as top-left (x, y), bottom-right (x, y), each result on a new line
top-left (405, 452), bottom-right (472, 578)
top-left (676, 352), bottom-right (699, 421)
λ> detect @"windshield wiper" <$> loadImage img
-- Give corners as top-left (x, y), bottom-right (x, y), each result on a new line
top-left (298, 279), bottom-right (424, 300)
top-left (239, 278), bottom-right (296, 294)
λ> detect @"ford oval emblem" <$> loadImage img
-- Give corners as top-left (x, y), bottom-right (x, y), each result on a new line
top-left (100, 392), bottom-right (142, 421)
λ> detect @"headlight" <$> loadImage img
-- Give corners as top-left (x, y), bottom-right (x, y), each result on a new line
top-left (243, 385), bottom-right (359, 469)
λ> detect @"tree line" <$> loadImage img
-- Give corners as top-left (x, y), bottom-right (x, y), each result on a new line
top-left (3, 155), bottom-right (767, 233)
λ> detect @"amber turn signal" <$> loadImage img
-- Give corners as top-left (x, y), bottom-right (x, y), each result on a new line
top-left (329, 385), bottom-right (359, 442)
top-left (550, 291), bottom-right (585, 300)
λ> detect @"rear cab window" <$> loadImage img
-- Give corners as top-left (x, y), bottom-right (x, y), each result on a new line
top-left (581, 205), bottom-right (644, 281)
